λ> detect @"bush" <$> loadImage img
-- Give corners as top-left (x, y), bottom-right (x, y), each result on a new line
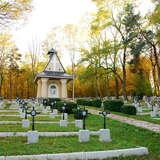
top-left (48, 98), bottom-right (61, 106)
top-left (55, 101), bottom-right (77, 114)
top-left (4, 101), bottom-right (11, 109)
top-left (103, 99), bottom-right (124, 112)
top-left (42, 98), bottom-right (61, 106)
top-left (121, 105), bottom-right (136, 115)
top-left (76, 98), bottom-right (102, 108)
top-left (73, 108), bottom-right (88, 119)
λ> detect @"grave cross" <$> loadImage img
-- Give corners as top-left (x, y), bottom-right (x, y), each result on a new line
top-left (82, 107), bottom-right (88, 130)
top-left (50, 101), bottom-right (56, 113)
top-left (24, 105), bottom-right (29, 119)
top-left (62, 103), bottom-right (66, 120)
top-left (76, 105), bottom-right (80, 119)
top-left (27, 106), bottom-right (40, 131)
top-left (43, 99), bottom-right (48, 109)
top-left (21, 101), bottom-right (26, 113)
top-left (99, 111), bottom-right (110, 129)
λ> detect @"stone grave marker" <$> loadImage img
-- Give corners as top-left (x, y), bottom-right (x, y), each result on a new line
top-left (60, 104), bottom-right (68, 127)
top-left (75, 106), bottom-right (83, 129)
top-left (27, 106), bottom-right (40, 144)
top-left (79, 107), bottom-right (90, 142)
top-left (22, 104), bottom-right (30, 128)
top-left (99, 111), bottom-right (111, 142)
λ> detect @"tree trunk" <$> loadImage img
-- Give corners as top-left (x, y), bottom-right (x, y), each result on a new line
top-left (9, 71), bottom-right (12, 99)
top-left (0, 73), bottom-right (3, 97)
top-left (153, 45), bottom-right (160, 94)
top-left (122, 47), bottom-right (127, 100)
top-left (114, 75), bottom-right (119, 99)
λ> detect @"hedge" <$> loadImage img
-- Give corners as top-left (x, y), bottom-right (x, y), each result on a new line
top-left (76, 98), bottom-right (102, 108)
top-left (42, 98), bottom-right (61, 106)
top-left (103, 99), bottom-right (124, 112)
top-left (121, 105), bottom-right (137, 115)
top-left (55, 101), bottom-right (77, 114)
top-left (73, 108), bottom-right (88, 119)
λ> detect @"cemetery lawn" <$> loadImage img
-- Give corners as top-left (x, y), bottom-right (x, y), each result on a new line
top-left (112, 111), bottom-right (160, 125)
top-left (0, 123), bottom-right (79, 132)
top-left (0, 115), bottom-right (159, 160)
top-left (0, 115), bottom-right (74, 121)
top-left (86, 106), bottom-right (160, 125)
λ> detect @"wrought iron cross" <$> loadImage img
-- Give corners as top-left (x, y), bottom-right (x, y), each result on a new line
top-left (62, 103), bottom-right (66, 120)
top-left (82, 107), bottom-right (88, 130)
top-left (28, 106), bottom-right (40, 131)
top-left (50, 101), bottom-right (56, 113)
top-left (99, 111), bottom-right (110, 129)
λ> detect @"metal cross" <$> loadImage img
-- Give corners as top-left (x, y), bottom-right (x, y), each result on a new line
top-left (24, 104), bottom-right (29, 119)
top-left (27, 106), bottom-right (40, 131)
top-left (62, 103), bottom-right (66, 120)
top-left (50, 101), bottom-right (56, 113)
top-left (43, 99), bottom-right (48, 109)
top-left (82, 107), bottom-right (87, 130)
top-left (99, 111), bottom-right (110, 129)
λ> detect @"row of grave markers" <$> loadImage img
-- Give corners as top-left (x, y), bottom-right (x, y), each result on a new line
top-left (16, 98), bottom-right (111, 144)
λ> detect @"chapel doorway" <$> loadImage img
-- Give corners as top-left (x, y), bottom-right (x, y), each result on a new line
top-left (48, 84), bottom-right (58, 98)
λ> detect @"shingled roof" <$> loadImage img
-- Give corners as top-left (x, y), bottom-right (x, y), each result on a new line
top-left (35, 49), bottom-right (73, 81)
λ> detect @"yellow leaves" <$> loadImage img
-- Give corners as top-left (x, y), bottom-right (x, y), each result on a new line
top-left (91, 6), bottom-right (111, 35)
top-left (0, 33), bottom-right (16, 49)
top-left (0, 0), bottom-right (32, 25)
top-left (149, 4), bottom-right (160, 25)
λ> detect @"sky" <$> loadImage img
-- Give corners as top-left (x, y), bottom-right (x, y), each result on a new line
top-left (11, 0), bottom-right (154, 67)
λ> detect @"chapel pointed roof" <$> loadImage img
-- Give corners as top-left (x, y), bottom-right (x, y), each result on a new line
top-left (35, 49), bottom-right (72, 80)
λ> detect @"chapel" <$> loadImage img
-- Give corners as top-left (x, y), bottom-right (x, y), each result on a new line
top-left (35, 48), bottom-right (73, 98)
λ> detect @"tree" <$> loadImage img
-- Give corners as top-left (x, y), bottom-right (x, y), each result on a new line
top-left (27, 36), bottom-right (41, 96)
top-left (0, 33), bottom-right (14, 97)
top-left (7, 47), bottom-right (21, 99)
top-left (0, 0), bottom-right (32, 27)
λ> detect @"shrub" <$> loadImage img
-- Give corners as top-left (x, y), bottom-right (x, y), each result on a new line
top-left (73, 108), bottom-right (88, 119)
top-left (55, 101), bottom-right (77, 114)
top-left (42, 98), bottom-right (61, 106)
top-left (48, 98), bottom-right (61, 106)
top-left (103, 99), bottom-right (124, 112)
top-left (76, 98), bottom-right (102, 108)
top-left (42, 98), bottom-right (49, 106)
top-left (4, 101), bottom-right (11, 109)
top-left (121, 105), bottom-right (137, 115)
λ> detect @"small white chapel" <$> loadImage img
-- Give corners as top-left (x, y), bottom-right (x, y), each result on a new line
top-left (35, 48), bottom-right (73, 98)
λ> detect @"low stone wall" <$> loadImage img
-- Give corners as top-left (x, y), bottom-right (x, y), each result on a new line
top-left (0, 147), bottom-right (148, 160)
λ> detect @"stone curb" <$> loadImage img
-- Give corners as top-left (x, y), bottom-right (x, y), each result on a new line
top-left (0, 114), bottom-right (60, 117)
top-left (0, 147), bottom-right (148, 160)
top-left (0, 121), bottom-right (75, 124)
top-left (0, 110), bottom-right (18, 112)
top-left (0, 131), bottom-right (99, 137)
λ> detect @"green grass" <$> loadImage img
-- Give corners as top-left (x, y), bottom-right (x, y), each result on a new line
top-left (0, 112), bottom-right (19, 114)
top-left (0, 123), bottom-right (79, 132)
top-left (112, 111), bottom-right (160, 125)
top-left (86, 106), bottom-right (160, 125)
top-left (0, 114), bottom-right (74, 121)
top-left (0, 114), bottom-right (159, 159)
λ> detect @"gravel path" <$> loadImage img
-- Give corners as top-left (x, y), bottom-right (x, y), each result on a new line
top-left (88, 108), bottom-right (160, 133)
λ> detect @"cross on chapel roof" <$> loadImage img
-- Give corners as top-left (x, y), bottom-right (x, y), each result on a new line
top-left (44, 48), bottom-right (65, 72)
top-left (35, 48), bottom-right (72, 80)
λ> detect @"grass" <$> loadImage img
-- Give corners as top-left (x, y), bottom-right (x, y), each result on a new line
top-left (0, 114), bottom-right (159, 160)
top-left (0, 112), bottom-right (19, 114)
top-left (86, 106), bottom-right (160, 125)
top-left (0, 114), bottom-right (75, 121)
top-left (0, 123), bottom-right (79, 132)
top-left (111, 112), bottom-right (160, 125)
